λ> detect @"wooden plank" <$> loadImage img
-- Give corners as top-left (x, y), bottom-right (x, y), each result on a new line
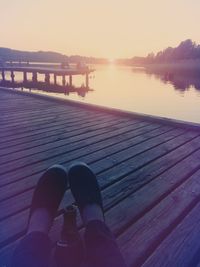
top-left (0, 209), bottom-right (28, 249)
top-left (0, 99), bottom-right (56, 114)
top-left (0, 120), bottom-right (147, 187)
top-left (0, 118), bottom-right (141, 156)
top-left (0, 119), bottom-right (138, 175)
top-left (2, 88), bottom-right (200, 131)
top-left (0, 105), bottom-right (86, 126)
top-left (0, 122), bottom-right (160, 172)
top-left (0, 121), bottom-right (156, 165)
top-left (0, 112), bottom-right (96, 139)
top-left (0, 102), bottom-right (61, 115)
top-left (101, 135), bottom-right (200, 208)
top-left (0, 114), bottom-right (118, 149)
top-left (0, 93), bottom-right (24, 100)
top-left (1, 113), bottom-right (119, 148)
top-left (1, 89), bottom-right (200, 267)
top-left (104, 149), bottom-right (200, 239)
top-left (2, 143), bottom-right (200, 265)
top-left (0, 91), bottom-right (120, 133)
top-left (0, 90), bottom-right (57, 103)
top-left (93, 129), bottom-right (192, 183)
top-left (118, 169), bottom-right (200, 267)
top-left (53, 135), bottom-right (200, 215)
top-left (0, 111), bottom-right (115, 141)
top-left (0, 102), bottom-right (56, 115)
top-left (1, 140), bottom-right (199, 266)
top-left (0, 93), bottom-right (23, 99)
top-left (0, 95), bottom-right (29, 101)
top-left (0, 109), bottom-right (87, 130)
top-left (0, 124), bottom-right (166, 220)
top-left (0, 99), bottom-right (78, 118)
top-left (0, 126), bottom-right (197, 224)
top-left (0, 99), bottom-right (52, 107)
top-left (0, 122), bottom-right (152, 200)
top-left (0, 131), bottom-right (198, 247)
top-left (0, 125), bottom-right (178, 191)
top-left (0, 103), bottom-right (101, 128)
top-left (0, 94), bottom-right (44, 102)
top-left (48, 137), bottom-right (200, 240)
top-left (1, 113), bottom-right (84, 134)
top-left (0, 116), bottom-right (134, 160)
top-left (0, 111), bottom-right (118, 141)
top-left (0, 97), bottom-right (57, 107)
top-left (141, 200), bottom-right (200, 267)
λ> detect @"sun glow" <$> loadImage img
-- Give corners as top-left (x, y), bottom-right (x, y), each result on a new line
top-left (109, 58), bottom-right (116, 64)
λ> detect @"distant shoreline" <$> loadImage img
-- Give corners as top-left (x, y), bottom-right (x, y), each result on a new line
top-left (139, 60), bottom-right (200, 74)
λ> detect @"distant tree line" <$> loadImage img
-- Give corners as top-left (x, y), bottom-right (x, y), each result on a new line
top-left (132, 39), bottom-right (200, 65)
top-left (1, 39), bottom-right (199, 66)
top-left (0, 47), bottom-right (108, 64)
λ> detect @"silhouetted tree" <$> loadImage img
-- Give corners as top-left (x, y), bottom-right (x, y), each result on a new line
top-left (149, 39), bottom-right (200, 63)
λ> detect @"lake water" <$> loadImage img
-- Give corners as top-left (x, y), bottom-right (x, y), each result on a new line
top-left (3, 64), bottom-right (200, 124)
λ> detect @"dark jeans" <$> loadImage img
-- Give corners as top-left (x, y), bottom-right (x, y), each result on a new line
top-left (11, 220), bottom-right (126, 267)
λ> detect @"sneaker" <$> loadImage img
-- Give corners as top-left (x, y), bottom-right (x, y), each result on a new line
top-left (30, 164), bottom-right (68, 221)
top-left (68, 162), bottom-right (103, 217)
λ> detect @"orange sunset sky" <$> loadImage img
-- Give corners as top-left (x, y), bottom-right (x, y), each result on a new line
top-left (1, 0), bottom-right (200, 58)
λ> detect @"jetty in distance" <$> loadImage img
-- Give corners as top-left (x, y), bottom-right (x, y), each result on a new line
top-left (0, 62), bottom-right (95, 96)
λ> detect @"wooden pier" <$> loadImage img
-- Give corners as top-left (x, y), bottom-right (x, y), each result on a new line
top-left (0, 64), bottom-right (94, 88)
top-left (1, 87), bottom-right (200, 266)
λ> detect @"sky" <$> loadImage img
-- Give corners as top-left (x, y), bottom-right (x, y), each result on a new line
top-left (1, 0), bottom-right (200, 58)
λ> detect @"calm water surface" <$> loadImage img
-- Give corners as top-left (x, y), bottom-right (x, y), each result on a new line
top-left (6, 64), bottom-right (200, 124)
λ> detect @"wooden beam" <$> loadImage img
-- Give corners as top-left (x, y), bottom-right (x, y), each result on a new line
top-left (86, 73), bottom-right (89, 88)
top-left (32, 72), bottom-right (37, 83)
top-left (62, 75), bottom-right (66, 86)
top-left (69, 75), bottom-right (72, 87)
top-left (45, 73), bottom-right (50, 84)
top-left (11, 70), bottom-right (15, 83)
top-left (54, 74), bottom-right (57, 85)
top-left (1, 69), bottom-right (5, 81)
top-left (23, 72), bottom-right (27, 83)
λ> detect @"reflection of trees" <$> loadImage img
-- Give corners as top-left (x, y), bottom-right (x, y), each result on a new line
top-left (143, 68), bottom-right (200, 92)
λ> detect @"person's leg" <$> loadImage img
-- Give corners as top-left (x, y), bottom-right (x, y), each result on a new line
top-left (68, 162), bottom-right (126, 267)
top-left (11, 230), bottom-right (51, 267)
top-left (84, 220), bottom-right (126, 267)
top-left (11, 165), bottom-right (68, 267)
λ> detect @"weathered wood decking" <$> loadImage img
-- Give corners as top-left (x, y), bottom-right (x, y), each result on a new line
top-left (1, 88), bottom-right (200, 267)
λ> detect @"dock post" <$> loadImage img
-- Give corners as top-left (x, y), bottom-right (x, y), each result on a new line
top-left (11, 70), bottom-right (15, 83)
top-left (23, 71), bottom-right (27, 83)
top-left (69, 75), bottom-right (72, 87)
top-left (62, 75), bottom-right (66, 86)
top-left (86, 73), bottom-right (89, 88)
top-left (45, 73), bottom-right (50, 84)
top-left (32, 72), bottom-right (38, 83)
top-left (54, 74), bottom-right (57, 85)
top-left (1, 69), bottom-right (5, 82)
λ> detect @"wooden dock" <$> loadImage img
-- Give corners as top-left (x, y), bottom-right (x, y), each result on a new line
top-left (1, 87), bottom-right (200, 267)
top-left (0, 65), bottom-right (94, 88)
